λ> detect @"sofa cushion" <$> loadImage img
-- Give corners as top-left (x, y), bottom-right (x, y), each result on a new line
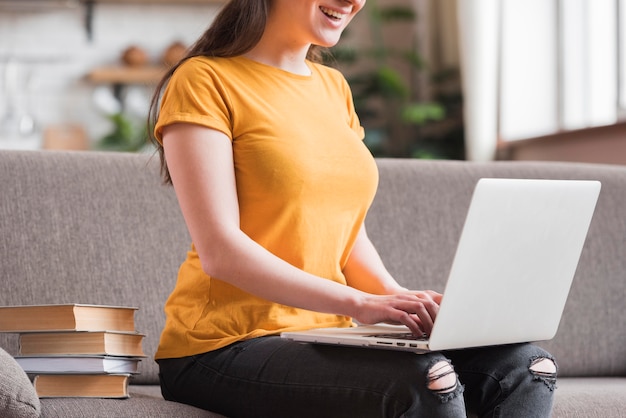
top-left (0, 347), bottom-right (40, 418)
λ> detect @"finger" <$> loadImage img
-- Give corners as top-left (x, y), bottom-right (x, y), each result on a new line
top-left (379, 302), bottom-right (424, 335)
top-left (392, 299), bottom-right (435, 335)
top-left (425, 290), bottom-right (443, 304)
top-left (422, 296), bottom-right (439, 322)
top-left (413, 304), bottom-right (435, 335)
top-left (394, 312), bottom-right (424, 336)
top-left (410, 292), bottom-right (440, 322)
top-left (407, 314), bottom-right (428, 337)
top-left (405, 295), bottom-right (439, 331)
top-left (402, 290), bottom-right (441, 307)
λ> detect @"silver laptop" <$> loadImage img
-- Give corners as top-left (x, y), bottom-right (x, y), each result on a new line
top-left (281, 178), bottom-right (601, 353)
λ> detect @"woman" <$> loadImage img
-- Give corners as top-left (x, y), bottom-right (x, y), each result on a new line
top-left (149, 1), bottom-right (557, 416)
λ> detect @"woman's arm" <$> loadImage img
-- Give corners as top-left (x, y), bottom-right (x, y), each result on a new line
top-left (343, 225), bottom-right (443, 317)
top-left (343, 225), bottom-right (407, 295)
top-left (162, 123), bottom-right (438, 335)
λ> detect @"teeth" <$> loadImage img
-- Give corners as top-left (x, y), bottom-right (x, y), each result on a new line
top-left (320, 6), bottom-right (346, 19)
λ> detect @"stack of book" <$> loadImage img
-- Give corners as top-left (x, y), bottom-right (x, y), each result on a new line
top-left (0, 304), bottom-right (145, 399)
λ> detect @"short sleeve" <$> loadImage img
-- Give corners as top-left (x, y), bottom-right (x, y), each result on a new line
top-left (154, 57), bottom-right (233, 144)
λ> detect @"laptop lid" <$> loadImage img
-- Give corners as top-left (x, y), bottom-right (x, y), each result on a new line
top-left (427, 178), bottom-right (601, 351)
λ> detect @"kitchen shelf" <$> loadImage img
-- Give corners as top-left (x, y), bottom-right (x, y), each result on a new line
top-left (79, 0), bottom-right (224, 40)
top-left (87, 65), bottom-right (166, 85)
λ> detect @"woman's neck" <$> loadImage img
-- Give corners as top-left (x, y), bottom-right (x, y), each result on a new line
top-left (243, 24), bottom-right (312, 76)
top-left (243, 49), bottom-right (312, 76)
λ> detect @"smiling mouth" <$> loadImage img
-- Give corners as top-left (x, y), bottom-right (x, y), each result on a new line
top-left (320, 6), bottom-right (347, 20)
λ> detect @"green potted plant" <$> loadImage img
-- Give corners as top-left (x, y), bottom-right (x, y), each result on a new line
top-left (92, 86), bottom-right (149, 152)
top-left (327, 0), bottom-right (446, 157)
top-left (97, 112), bottom-right (147, 152)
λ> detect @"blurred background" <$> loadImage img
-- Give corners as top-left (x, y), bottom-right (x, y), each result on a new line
top-left (0, 0), bottom-right (624, 165)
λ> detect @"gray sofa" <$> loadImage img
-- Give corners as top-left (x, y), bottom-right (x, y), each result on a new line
top-left (0, 150), bottom-right (624, 418)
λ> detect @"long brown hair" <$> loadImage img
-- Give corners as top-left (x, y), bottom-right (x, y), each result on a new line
top-left (148, 0), bottom-right (325, 184)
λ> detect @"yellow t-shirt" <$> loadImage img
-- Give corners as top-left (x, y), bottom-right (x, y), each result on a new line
top-left (154, 56), bottom-right (379, 359)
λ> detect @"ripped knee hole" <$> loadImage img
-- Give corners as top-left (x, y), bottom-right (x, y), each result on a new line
top-left (427, 360), bottom-right (458, 394)
top-left (529, 358), bottom-right (557, 376)
top-left (529, 357), bottom-right (558, 390)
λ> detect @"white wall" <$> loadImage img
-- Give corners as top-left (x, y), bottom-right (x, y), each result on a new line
top-left (0, 3), bottom-right (221, 148)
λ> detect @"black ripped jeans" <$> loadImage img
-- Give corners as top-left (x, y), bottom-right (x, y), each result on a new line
top-left (157, 337), bottom-right (556, 418)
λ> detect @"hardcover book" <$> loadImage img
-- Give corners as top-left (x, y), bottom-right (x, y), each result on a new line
top-left (18, 331), bottom-right (145, 357)
top-left (0, 304), bottom-right (137, 333)
top-left (33, 373), bottom-right (131, 398)
top-left (16, 355), bottom-right (140, 374)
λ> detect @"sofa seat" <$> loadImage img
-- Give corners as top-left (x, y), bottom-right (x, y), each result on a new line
top-left (38, 378), bottom-right (626, 418)
top-left (552, 377), bottom-right (626, 418)
top-left (39, 385), bottom-right (223, 418)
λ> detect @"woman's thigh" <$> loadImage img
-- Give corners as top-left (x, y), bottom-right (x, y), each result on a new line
top-left (158, 336), bottom-right (466, 418)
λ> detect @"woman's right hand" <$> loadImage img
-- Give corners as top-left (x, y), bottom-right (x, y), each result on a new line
top-left (351, 290), bottom-right (441, 336)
